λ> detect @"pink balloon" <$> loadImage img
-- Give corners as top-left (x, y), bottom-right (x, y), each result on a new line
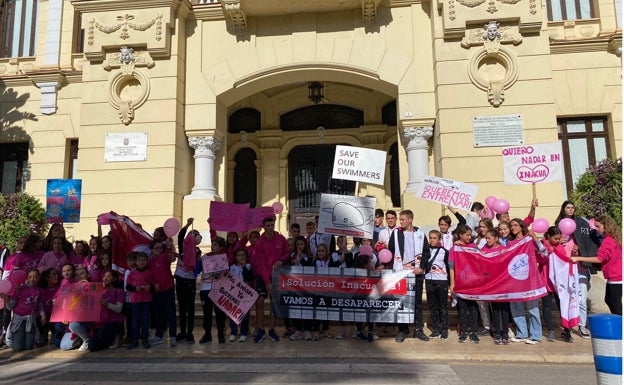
top-left (378, 249), bottom-right (393, 264)
top-left (492, 199), bottom-right (510, 214)
top-left (163, 218), bottom-right (181, 238)
top-left (0, 279), bottom-right (12, 294)
top-left (532, 218), bottom-right (550, 233)
top-left (485, 196), bottom-right (497, 208)
top-left (558, 218), bottom-right (577, 236)
top-left (272, 202), bottom-right (284, 215)
top-left (8, 270), bottom-right (26, 287)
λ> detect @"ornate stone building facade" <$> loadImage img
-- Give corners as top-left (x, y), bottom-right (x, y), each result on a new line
top-left (0, 0), bottom-right (621, 239)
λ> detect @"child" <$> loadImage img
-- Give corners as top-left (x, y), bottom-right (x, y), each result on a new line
top-left (175, 217), bottom-right (202, 344)
top-left (354, 247), bottom-right (375, 343)
top-left (497, 221), bottom-right (512, 246)
top-left (60, 263), bottom-right (75, 287)
top-left (149, 241), bottom-right (178, 347)
top-left (121, 252), bottom-right (137, 347)
top-left (331, 235), bottom-right (353, 268)
top-left (482, 229), bottom-right (511, 345)
top-left (314, 244), bottom-right (334, 339)
top-left (289, 236), bottom-right (314, 341)
top-left (424, 230), bottom-right (450, 340)
top-left (38, 237), bottom-right (67, 273)
top-left (38, 268), bottom-right (60, 346)
top-left (199, 237), bottom-right (227, 344)
top-left (89, 270), bottom-right (125, 351)
top-left (125, 252), bottom-right (154, 349)
top-left (65, 240), bottom-right (89, 269)
top-left (438, 206), bottom-right (466, 251)
top-left (449, 224), bottom-right (480, 343)
top-left (1, 269), bottom-right (46, 351)
top-left (229, 249), bottom-right (253, 342)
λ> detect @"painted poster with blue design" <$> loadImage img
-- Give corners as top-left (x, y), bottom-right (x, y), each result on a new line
top-left (46, 179), bottom-right (82, 223)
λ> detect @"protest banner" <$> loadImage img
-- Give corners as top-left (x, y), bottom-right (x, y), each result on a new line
top-left (272, 266), bottom-right (415, 323)
top-left (208, 270), bottom-right (258, 324)
top-left (332, 145), bottom-right (386, 185)
top-left (502, 142), bottom-right (564, 185)
top-left (414, 176), bottom-right (479, 211)
top-left (50, 282), bottom-right (103, 322)
top-left (101, 211), bottom-right (153, 273)
top-left (209, 201), bottom-right (250, 232)
top-left (451, 236), bottom-right (547, 301)
top-left (46, 179), bottom-right (82, 223)
top-left (202, 253), bottom-right (229, 274)
top-left (317, 194), bottom-right (376, 238)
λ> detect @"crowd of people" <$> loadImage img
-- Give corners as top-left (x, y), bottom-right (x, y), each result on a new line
top-left (0, 199), bottom-right (620, 352)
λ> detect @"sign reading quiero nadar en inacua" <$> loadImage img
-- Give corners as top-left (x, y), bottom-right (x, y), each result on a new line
top-left (332, 145), bottom-right (387, 186)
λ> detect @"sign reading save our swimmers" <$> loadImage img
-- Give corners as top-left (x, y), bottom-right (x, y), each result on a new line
top-left (332, 145), bottom-right (386, 185)
top-left (502, 142), bottom-right (564, 185)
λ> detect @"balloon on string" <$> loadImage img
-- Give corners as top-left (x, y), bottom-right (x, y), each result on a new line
top-left (8, 270), bottom-right (26, 288)
top-left (492, 199), bottom-right (510, 214)
top-left (378, 249), bottom-right (393, 264)
top-left (485, 196), bottom-right (497, 208)
top-left (0, 279), bottom-right (12, 294)
top-left (558, 218), bottom-right (577, 236)
top-left (272, 202), bottom-right (284, 215)
top-left (163, 218), bottom-right (181, 238)
top-left (479, 206), bottom-right (494, 220)
top-left (532, 218), bottom-right (550, 233)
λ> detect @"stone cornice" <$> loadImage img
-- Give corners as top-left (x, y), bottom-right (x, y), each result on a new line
top-left (550, 33), bottom-right (622, 55)
top-left (71, 0), bottom-right (190, 12)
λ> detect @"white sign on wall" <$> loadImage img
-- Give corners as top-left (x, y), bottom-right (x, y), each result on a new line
top-left (332, 145), bottom-right (386, 185)
top-left (502, 142), bottom-right (564, 185)
top-left (473, 114), bottom-right (524, 147)
top-left (104, 132), bottom-right (148, 162)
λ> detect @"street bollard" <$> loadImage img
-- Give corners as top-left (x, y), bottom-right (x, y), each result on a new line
top-left (588, 314), bottom-right (622, 385)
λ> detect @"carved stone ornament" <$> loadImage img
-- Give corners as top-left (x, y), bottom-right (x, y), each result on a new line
top-left (106, 47), bottom-right (152, 125)
top-left (188, 136), bottom-right (222, 154)
top-left (88, 13), bottom-right (163, 46)
top-left (461, 22), bottom-right (523, 52)
top-left (362, 0), bottom-right (379, 28)
top-left (222, 0), bottom-right (247, 37)
top-left (452, 0), bottom-right (523, 15)
top-left (401, 126), bottom-right (434, 146)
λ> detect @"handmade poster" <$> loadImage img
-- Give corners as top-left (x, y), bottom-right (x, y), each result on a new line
top-left (209, 270), bottom-right (258, 325)
top-left (502, 142), bottom-right (564, 185)
top-left (317, 194), bottom-right (376, 238)
top-left (332, 145), bottom-right (386, 185)
top-left (245, 206), bottom-right (275, 230)
top-left (414, 176), bottom-right (479, 211)
top-left (46, 179), bottom-right (82, 223)
top-left (451, 236), bottom-right (547, 301)
top-left (202, 253), bottom-right (229, 274)
top-left (209, 201), bottom-right (250, 232)
top-left (272, 266), bottom-right (415, 324)
top-left (50, 282), bottom-right (103, 322)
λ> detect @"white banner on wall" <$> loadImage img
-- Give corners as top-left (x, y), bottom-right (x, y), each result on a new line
top-left (104, 132), bottom-right (148, 162)
top-left (502, 142), bottom-right (564, 185)
top-left (332, 145), bottom-right (386, 185)
top-left (414, 176), bottom-right (479, 211)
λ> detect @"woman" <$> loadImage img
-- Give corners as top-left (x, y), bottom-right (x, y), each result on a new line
top-left (42, 223), bottom-right (74, 257)
top-left (572, 215), bottom-right (622, 315)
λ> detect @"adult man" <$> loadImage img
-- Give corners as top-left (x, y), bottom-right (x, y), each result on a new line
top-left (252, 217), bottom-right (290, 343)
top-left (388, 209), bottom-right (431, 343)
top-left (308, 215), bottom-right (336, 257)
top-left (372, 209), bottom-right (385, 245)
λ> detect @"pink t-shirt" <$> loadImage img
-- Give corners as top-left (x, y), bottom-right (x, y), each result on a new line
top-left (126, 268), bottom-right (154, 303)
top-left (149, 252), bottom-right (174, 292)
top-left (252, 232), bottom-right (290, 287)
top-left (41, 285), bottom-right (60, 317)
top-left (39, 250), bottom-right (65, 273)
top-left (14, 251), bottom-right (44, 272)
top-left (98, 287), bottom-right (125, 326)
top-left (597, 235), bottom-right (623, 282)
top-left (11, 284), bottom-right (43, 317)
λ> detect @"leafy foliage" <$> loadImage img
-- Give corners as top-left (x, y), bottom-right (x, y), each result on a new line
top-left (570, 158), bottom-right (622, 227)
top-left (0, 193), bottom-right (47, 250)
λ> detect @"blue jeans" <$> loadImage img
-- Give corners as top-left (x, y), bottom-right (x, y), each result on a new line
top-left (230, 314), bottom-right (250, 337)
top-left (69, 322), bottom-right (92, 343)
top-left (153, 287), bottom-right (177, 338)
top-left (131, 302), bottom-right (151, 342)
top-left (510, 300), bottom-right (542, 340)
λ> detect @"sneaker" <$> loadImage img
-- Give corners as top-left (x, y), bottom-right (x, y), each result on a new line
top-left (229, 334), bottom-right (237, 342)
top-left (142, 340), bottom-right (150, 349)
top-left (304, 331), bottom-right (313, 341)
top-left (321, 329), bottom-right (334, 338)
top-left (510, 337), bottom-right (527, 343)
top-left (579, 326), bottom-right (591, 339)
top-left (149, 336), bottom-right (164, 346)
top-left (373, 333), bottom-right (379, 340)
top-left (268, 329), bottom-right (280, 341)
top-left (429, 331), bottom-right (441, 339)
top-left (413, 329), bottom-right (430, 341)
top-left (470, 333), bottom-right (480, 344)
top-left (176, 332), bottom-right (188, 341)
top-left (440, 331), bottom-right (449, 340)
top-left (547, 331), bottom-right (555, 342)
top-left (78, 341), bottom-right (90, 352)
top-left (239, 335), bottom-right (247, 342)
top-left (289, 331), bottom-right (304, 341)
top-left (283, 328), bottom-right (294, 338)
top-left (335, 327), bottom-right (345, 339)
top-left (356, 332), bottom-right (368, 341)
top-left (478, 328), bottom-right (491, 336)
top-left (395, 331), bottom-right (407, 343)
top-left (502, 338), bottom-right (510, 345)
top-left (563, 329), bottom-right (574, 343)
top-left (312, 331), bottom-right (320, 341)
top-left (525, 339), bottom-right (541, 345)
top-left (121, 337), bottom-right (130, 348)
top-left (458, 334), bottom-right (468, 343)
top-left (494, 338), bottom-right (502, 345)
top-left (187, 334), bottom-right (195, 344)
top-left (367, 332), bottom-right (374, 343)
top-left (199, 334), bottom-right (212, 344)
top-left (254, 329), bottom-right (266, 343)
top-left (170, 337), bottom-right (177, 347)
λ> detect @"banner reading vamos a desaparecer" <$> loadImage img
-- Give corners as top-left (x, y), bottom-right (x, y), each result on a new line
top-left (272, 266), bottom-right (417, 323)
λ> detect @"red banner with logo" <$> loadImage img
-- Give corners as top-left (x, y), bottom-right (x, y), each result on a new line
top-left (452, 236), bottom-right (547, 302)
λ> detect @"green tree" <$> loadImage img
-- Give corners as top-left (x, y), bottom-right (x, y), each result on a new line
top-left (0, 193), bottom-right (47, 251)
top-left (570, 158), bottom-right (622, 227)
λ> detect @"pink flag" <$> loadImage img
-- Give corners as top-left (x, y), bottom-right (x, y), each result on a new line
top-left (451, 236), bottom-right (547, 302)
top-left (209, 201), bottom-right (250, 232)
top-left (105, 211), bottom-right (153, 274)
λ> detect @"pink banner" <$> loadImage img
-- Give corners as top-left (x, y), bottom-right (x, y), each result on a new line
top-left (202, 253), bottom-right (229, 274)
top-left (208, 270), bottom-right (258, 325)
top-left (451, 236), bottom-right (547, 302)
top-left (50, 282), bottom-right (103, 322)
top-left (209, 201), bottom-right (250, 232)
top-left (245, 207), bottom-right (274, 230)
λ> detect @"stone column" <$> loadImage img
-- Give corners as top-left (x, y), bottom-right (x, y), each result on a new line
top-left (401, 126), bottom-right (433, 192)
top-left (187, 135), bottom-right (222, 199)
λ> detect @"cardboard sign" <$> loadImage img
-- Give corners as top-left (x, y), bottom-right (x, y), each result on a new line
top-left (208, 270), bottom-right (258, 324)
top-left (50, 282), bottom-right (103, 322)
top-left (202, 253), bottom-right (229, 274)
top-left (317, 194), bottom-right (376, 238)
top-left (209, 201), bottom-right (250, 232)
top-left (245, 206), bottom-right (275, 230)
top-left (414, 176), bottom-right (479, 211)
top-left (332, 145), bottom-right (386, 185)
top-left (46, 179), bottom-right (82, 223)
top-left (502, 142), bottom-right (564, 185)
